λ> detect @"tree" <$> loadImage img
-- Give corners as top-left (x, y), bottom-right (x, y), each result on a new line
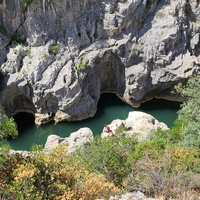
top-left (0, 107), bottom-right (18, 142)
top-left (175, 76), bottom-right (200, 148)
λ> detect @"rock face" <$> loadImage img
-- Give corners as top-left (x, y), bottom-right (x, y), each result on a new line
top-left (101, 111), bottom-right (168, 140)
top-left (45, 127), bottom-right (94, 152)
top-left (109, 191), bottom-right (155, 200)
top-left (0, 0), bottom-right (200, 124)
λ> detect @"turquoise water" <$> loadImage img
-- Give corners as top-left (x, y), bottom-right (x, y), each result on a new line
top-left (0, 93), bottom-right (180, 150)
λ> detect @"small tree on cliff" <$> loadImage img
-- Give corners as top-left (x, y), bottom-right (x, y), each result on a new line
top-left (0, 107), bottom-right (18, 141)
top-left (175, 76), bottom-right (200, 149)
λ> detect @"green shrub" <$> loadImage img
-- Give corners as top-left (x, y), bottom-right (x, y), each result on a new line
top-left (74, 135), bottom-right (138, 187)
top-left (114, 124), bottom-right (128, 135)
top-left (75, 59), bottom-right (86, 71)
top-left (175, 76), bottom-right (200, 149)
top-left (51, 44), bottom-right (60, 54)
top-left (26, 49), bottom-right (31, 57)
top-left (40, 53), bottom-right (47, 60)
top-left (11, 34), bottom-right (25, 44)
top-left (0, 108), bottom-right (18, 141)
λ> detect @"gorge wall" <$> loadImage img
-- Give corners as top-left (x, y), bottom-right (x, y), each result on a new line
top-left (0, 0), bottom-right (200, 124)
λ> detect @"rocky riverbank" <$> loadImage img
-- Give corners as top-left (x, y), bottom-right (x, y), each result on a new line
top-left (45, 111), bottom-right (168, 151)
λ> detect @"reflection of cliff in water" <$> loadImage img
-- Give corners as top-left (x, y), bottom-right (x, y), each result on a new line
top-left (1, 93), bottom-right (180, 150)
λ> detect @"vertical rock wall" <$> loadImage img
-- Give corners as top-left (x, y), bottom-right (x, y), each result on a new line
top-left (0, 0), bottom-right (200, 124)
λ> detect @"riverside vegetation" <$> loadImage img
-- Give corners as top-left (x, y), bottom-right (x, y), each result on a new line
top-left (1, 76), bottom-right (200, 199)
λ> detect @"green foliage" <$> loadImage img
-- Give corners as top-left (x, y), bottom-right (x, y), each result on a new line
top-left (0, 144), bottom-right (120, 200)
top-left (114, 124), bottom-right (128, 135)
top-left (51, 44), bottom-right (60, 54)
top-left (40, 53), bottom-right (47, 60)
top-left (26, 49), bottom-right (31, 57)
top-left (11, 34), bottom-right (25, 44)
top-left (132, 43), bottom-right (140, 52)
top-left (74, 135), bottom-right (138, 187)
top-left (75, 59), bottom-right (86, 71)
top-left (0, 26), bottom-right (7, 34)
top-left (0, 108), bottom-right (18, 142)
top-left (23, 0), bottom-right (33, 9)
top-left (175, 76), bottom-right (200, 149)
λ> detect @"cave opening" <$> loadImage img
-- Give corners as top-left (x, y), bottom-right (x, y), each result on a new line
top-left (13, 112), bottom-right (35, 132)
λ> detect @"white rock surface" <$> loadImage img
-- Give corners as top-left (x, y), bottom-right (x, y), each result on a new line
top-left (101, 111), bottom-right (168, 141)
top-left (124, 111), bottom-right (169, 141)
top-left (44, 127), bottom-right (94, 152)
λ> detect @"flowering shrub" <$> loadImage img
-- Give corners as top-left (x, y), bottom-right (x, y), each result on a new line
top-left (0, 144), bottom-right (120, 200)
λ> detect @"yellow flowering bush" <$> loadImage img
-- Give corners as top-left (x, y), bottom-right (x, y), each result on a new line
top-left (0, 144), bottom-right (120, 200)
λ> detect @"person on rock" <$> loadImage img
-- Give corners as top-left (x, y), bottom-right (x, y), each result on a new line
top-left (104, 125), bottom-right (114, 136)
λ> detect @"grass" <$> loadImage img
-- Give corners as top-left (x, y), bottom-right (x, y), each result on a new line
top-left (156, 10), bottom-right (166, 18)
top-left (26, 49), bottom-right (31, 58)
top-left (40, 53), bottom-right (47, 60)
top-left (51, 44), bottom-right (60, 54)
top-left (75, 59), bottom-right (86, 71)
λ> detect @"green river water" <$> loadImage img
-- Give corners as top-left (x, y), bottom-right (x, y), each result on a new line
top-left (0, 93), bottom-right (180, 150)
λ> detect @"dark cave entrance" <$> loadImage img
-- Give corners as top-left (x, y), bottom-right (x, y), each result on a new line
top-left (13, 112), bottom-right (35, 132)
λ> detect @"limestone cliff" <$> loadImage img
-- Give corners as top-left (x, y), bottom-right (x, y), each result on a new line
top-left (0, 0), bottom-right (199, 124)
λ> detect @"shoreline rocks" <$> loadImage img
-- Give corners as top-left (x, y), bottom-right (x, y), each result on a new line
top-left (45, 127), bottom-right (94, 152)
top-left (101, 111), bottom-right (168, 141)
top-left (45, 111), bottom-right (168, 150)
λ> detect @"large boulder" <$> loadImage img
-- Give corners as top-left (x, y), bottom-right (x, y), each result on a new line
top-left (45, 127), bottom-right (94, 152)
top-left (124, 111), bottom-right (168, 141)
top-left (101, 111), bottom-right (168, 141)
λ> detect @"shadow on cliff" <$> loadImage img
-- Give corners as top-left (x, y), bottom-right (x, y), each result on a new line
top-left (13, 112), bottom-right (35, 133)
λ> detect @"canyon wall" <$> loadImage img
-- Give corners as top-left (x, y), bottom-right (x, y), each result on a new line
top-left (0, 0), bottom-right (200, 124)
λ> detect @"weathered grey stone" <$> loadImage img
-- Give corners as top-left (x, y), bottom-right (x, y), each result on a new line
top-left (44, 134), bottom-right (64, 150)
top-left (109, 191), bottom-right (155, 200)
top-left (44, 127), bottom-right (94, 152)
top-left (67, 127), bottom-right (94, 152)
top-left (0, 0), bottom-right (200, 124)
top-left (101, 111), bottom-right (168, 141)
top-left (124, 111), bottom-right (168, 141)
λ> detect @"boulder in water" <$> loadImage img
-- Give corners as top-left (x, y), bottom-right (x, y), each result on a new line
top-left (44, 127), bottom-right (94, 152)
top-left (101, 111), bottom-right (168, 141)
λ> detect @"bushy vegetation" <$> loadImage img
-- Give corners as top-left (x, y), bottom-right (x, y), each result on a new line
top-left (0, 108), bottom-right (18, 142)
top-left (1, 76), bottom-right (200, 199)
top-left (75, 59), bottom-right (86, 71)
top-left (50, 44), bottom-right (60, 55)
top-left (0, 144), bottom-right (120, 200)
top-left (175, 76), bottom-right (200, 149)
top-left (10, 34), bottom-right (25, 44)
